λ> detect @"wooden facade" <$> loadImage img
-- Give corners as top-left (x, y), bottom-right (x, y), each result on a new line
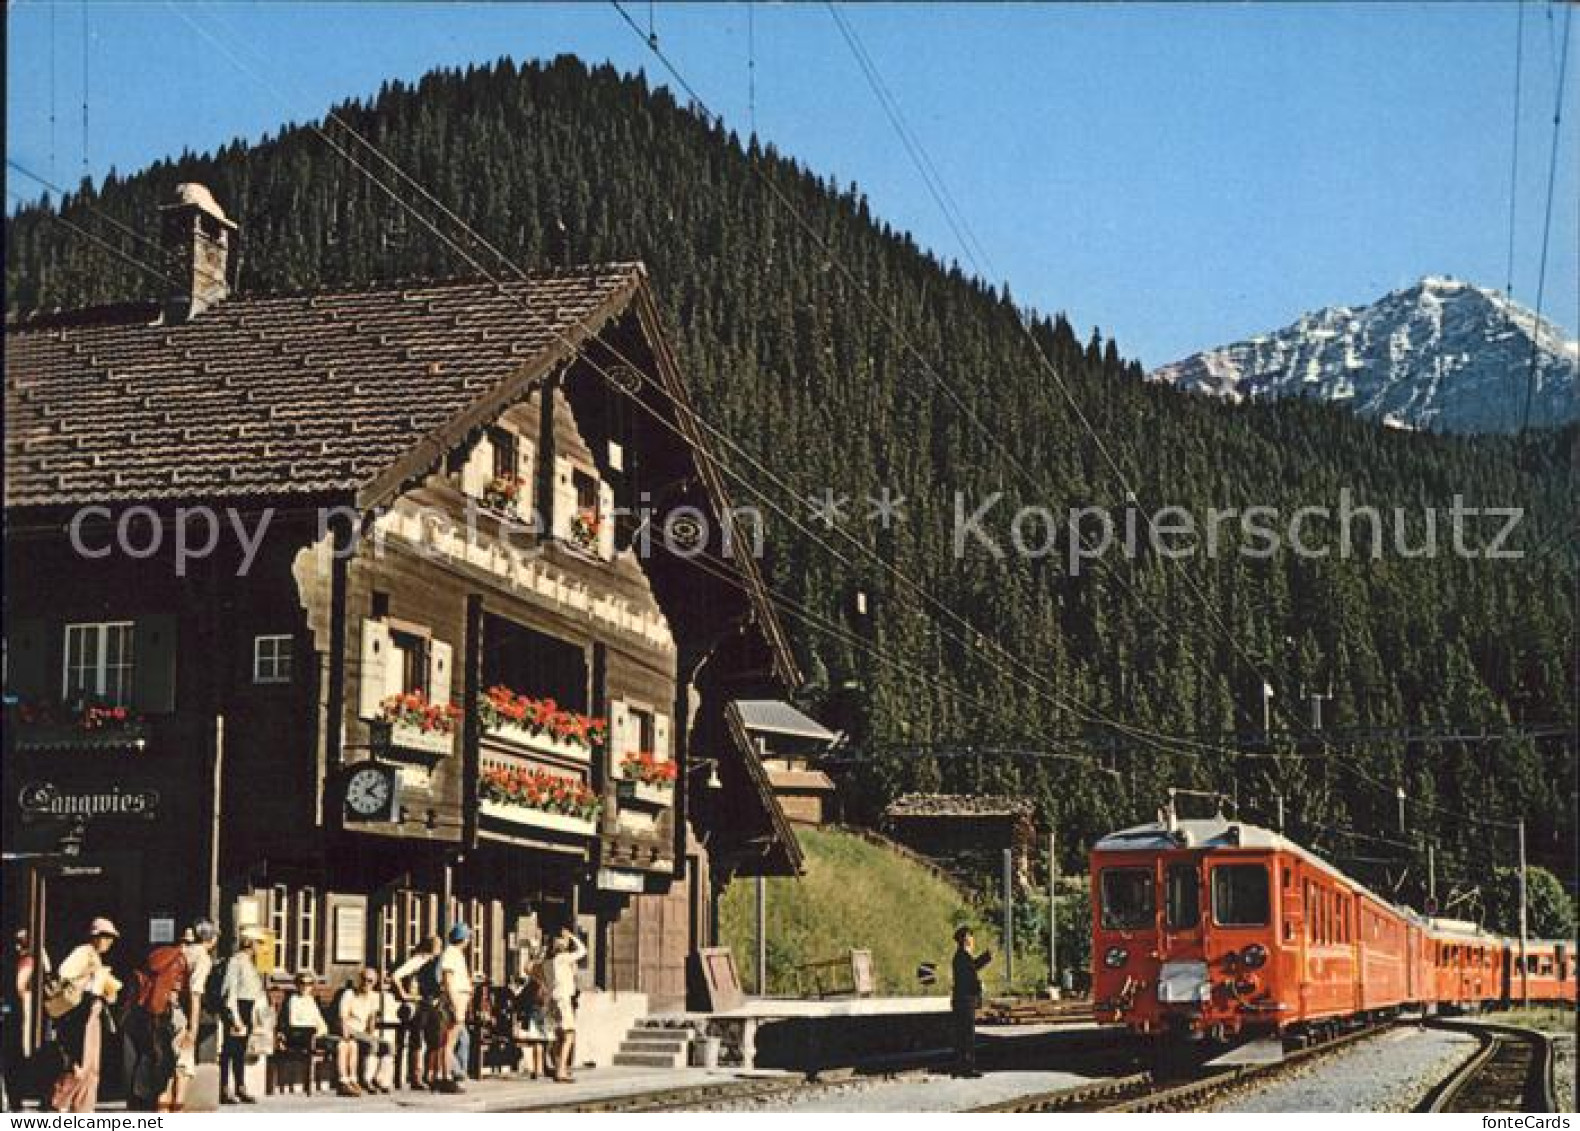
top-left (3, 187), bottom-right (801, 1015)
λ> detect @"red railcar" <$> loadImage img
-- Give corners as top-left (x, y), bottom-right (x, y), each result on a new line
top-left (1091, 815), bottom-right (1574, 1043)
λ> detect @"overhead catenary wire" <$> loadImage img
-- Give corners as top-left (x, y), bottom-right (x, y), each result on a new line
top-left (615, 0), bottom-right (1329, 777)
top-left (1517, 0), bottom-right (1573, 438)
top-left (166, 2), bottom-right (1255, 769)
top-left (148, 4), bottom-right (1564, 844)
top-left (1505, 0), bottom-right (1526, 299)
top-left (9, 159), bottom-right (230, 293)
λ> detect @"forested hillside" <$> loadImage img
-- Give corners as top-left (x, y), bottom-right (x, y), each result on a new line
top-left (6, 56), bottom-right (1574, 911)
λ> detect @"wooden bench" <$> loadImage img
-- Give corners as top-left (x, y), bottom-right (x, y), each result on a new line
top-left (791, 948), bottom-right (876, 998)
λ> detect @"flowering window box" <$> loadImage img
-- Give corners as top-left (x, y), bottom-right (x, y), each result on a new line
top-left (479, 801), bottom-right (598, 838)
top-left (477, 686), bottom-right (605, 763)
top-left (478, 764), bottom-right (601, 838)
top-left (4, 702), bottom-right (150, 752)
top-left (568, 509), bottom-right (603, 556)
top-left (481, 474), bottom-right (530, 519)
top-left (617, 752), bottom-right (676, 809)
top-left (390, 723), bottom-right (454, 757)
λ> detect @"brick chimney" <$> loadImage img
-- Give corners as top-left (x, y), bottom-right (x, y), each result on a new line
top-left (159, 183), bottom-right (236, 321)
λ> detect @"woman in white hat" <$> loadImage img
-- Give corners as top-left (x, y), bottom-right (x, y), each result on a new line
top-left (45, 918), bottom-right (120, 1112)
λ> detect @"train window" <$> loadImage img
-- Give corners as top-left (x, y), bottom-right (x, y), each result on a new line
top-left (1212, 864), bottom-right (1270, 927)
top-left (1282, 867), bottom-right (1292, 890)
top-left (1100, 868), bottom-right (1155, 930)
top-left (1165, 864), bottom-right (1200, 929)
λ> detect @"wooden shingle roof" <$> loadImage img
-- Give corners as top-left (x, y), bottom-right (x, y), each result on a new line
top-left (4, 264), bottom-right (643, 508)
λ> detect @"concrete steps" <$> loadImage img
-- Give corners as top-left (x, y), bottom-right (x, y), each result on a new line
top-left (611, 1022), bottom-right (692, 1069)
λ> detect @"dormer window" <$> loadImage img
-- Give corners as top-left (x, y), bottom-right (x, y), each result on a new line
top-left (490, 427), bottom-right (518, 481)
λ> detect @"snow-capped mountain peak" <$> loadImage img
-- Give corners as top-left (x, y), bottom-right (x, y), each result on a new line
top-left (1150, 277), bottom-right (1578, 433)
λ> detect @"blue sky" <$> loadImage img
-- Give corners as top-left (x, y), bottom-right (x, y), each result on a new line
top-left (6, 1), bottom-right (1576, 366)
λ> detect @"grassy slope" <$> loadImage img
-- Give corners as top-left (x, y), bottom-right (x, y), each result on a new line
top-left (720, 827), bottom-right (1001, 996)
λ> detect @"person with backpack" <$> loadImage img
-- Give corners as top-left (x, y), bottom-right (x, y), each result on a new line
top-left (390, 936), bottom-right (441, 1090)
top-left (43, 919), bottom-right (121, 1113)
top-left (123, 938), bottom-right (191, 1110)
top-left (161, 921), bottom-right (218, 1112)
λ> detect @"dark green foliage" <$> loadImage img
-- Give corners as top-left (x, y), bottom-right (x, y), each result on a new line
top-left (6, 57), bottom-right (1574, 913)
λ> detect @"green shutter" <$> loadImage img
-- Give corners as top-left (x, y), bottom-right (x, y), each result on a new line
top-left (132, 614), bottom-right (178, 714)
top-left (4, 617), bottom-right (51, 701)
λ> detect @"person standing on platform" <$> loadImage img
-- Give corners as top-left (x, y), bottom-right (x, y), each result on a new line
top-left (45, 919), bottom-right (121, 1112)
top-left (432, 924), bottom-right (473, 1095)
top-left (949, 925), bottom-right (992, 1079)
top-left (544, 927), bottom-right (587, 1084)
top-left (218, 929), bottom-right (265, 1105)
top-left (162, 920), bottom-right (218, 1112)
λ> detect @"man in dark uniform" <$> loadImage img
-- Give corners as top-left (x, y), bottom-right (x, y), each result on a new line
top-left (950, 925), bottom-right (992, 1078)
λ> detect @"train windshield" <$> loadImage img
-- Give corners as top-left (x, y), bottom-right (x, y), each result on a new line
top-left (1212, 863), bottom-right (1271, 926)
top-left (1101, 867), bottom-right (1155, 930)
top-left (1166, 863), bottom-right (1200, 929)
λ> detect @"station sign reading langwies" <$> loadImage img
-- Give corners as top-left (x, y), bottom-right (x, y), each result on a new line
top-left (17, 781), bottom-right (160, 820)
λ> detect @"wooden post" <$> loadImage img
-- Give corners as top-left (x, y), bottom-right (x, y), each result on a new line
top-left (208, 714), bottom-right (225, 923)
top-left (1048, 829), bottom-right (1058, 996)
top-left (1518, 819), bottom-right (1529, 1006)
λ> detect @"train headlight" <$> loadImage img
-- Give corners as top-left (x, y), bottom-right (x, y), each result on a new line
top-left (1241, 943), bottom-right (1268, 970)
top-left (1104, 946), bottom-right (1129, 969)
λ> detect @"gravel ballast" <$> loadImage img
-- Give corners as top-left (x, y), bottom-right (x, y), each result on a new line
top-left (1209, 1026), bottom-right (1479, 1113)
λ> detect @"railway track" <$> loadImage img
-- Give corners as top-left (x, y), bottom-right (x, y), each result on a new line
top-left (1417, 1020), bottom-right (1557, 1114)
top-left (513, 1066), bottom-right (931, 1113)
top-left (971, 1020), bottom-right (1394, 1113)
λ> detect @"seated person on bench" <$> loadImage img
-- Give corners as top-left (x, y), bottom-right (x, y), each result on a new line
top-left (333, 968), bottom-right (394, 1094)
top-left (281, 971), bottom-right (359, 1097)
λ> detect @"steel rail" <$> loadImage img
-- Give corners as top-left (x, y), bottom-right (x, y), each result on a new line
top-left (1419, 1018), bottom-right (1557, 1113)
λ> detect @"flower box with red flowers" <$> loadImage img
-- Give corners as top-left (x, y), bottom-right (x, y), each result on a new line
top-left (568, 509), bottom-right (603, 555)
top-left (478, 765), bottom-right (601, 836)
top-left (477, 685), bottom-right (606, 764)
top-left (616, 751), bottom-right (677, 807)
top-left (4, 699), bottom-right (149, 752)
top-left (378, 691), bottom-right (460, 757)
top-left (481, 474), bottom-right (529, 517)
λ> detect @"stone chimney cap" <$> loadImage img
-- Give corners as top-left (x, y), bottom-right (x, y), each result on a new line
top-left (161, 183), bottom-right (237, 230)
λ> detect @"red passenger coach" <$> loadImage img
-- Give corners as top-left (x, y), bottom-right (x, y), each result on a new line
top-left (1092, 814), bottom-right (1577, 1045)
top-left (1090, 815), bottom-right (1423, 1041)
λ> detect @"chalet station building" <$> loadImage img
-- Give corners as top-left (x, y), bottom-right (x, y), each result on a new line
top-left (3, 185), bottom-right (804, 1027)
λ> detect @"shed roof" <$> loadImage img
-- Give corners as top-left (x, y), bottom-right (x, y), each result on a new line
top-left (733, 699), bottom-right (840, 743)
top-left (884, 793), bottom-right (1035, 819)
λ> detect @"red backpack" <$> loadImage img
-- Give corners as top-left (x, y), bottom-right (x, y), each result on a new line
top-left (134, 945), bottom-right (190, 1016)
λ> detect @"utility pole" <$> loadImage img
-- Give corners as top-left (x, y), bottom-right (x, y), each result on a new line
top-left (1396, 786), bottom-right (1407, 835)
top-left (1261, 681), bottom-right (1275, 739)
top-left (1275, 790), bottom-right (1286, 833)
top-left (1427, 844), bottom-right (1437, 911)
top-left (1002, 848), bottom-right (1014, 990)
top-left (1048, 829), bottom-right (1058, 998)
top-left (1517, 819), bottom-right (1529, 1006)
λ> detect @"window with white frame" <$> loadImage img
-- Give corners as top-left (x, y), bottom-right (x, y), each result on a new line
top-left (270, 885), bottom-right (290, 972)
top-left (295, 887), bottom-right (318, 973)
top-left (253, 635), bottom-right (294, 684)
top-left (63, 622), bottom-right (135, 706)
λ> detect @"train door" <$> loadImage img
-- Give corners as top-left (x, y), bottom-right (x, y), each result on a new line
top-left (1278, 861), bottom-right (1304, 1016)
